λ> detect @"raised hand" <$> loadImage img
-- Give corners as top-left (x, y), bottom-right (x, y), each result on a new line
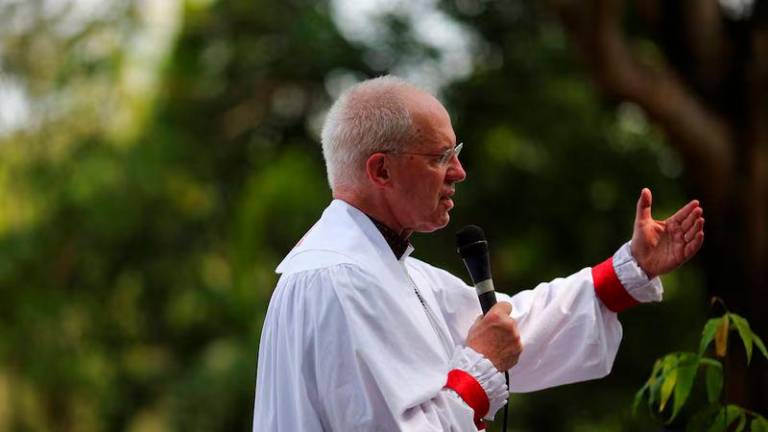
top-left (630, 188), bottom-right (705, 279)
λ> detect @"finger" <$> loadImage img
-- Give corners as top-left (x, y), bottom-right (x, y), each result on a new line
top-left (684, 217), bottom-right (705, 242)
top-left (492, 301), bottom-right (512, 316)
top-left (684, 231), bottom-right (704, 258)
top-left (669, 199), bottom-right (700, 225)
top-left (636, 188), bottom-right (653, 221)
top-left (683, 217), bottom-right (704, 242)
top-left (680, 206), bottom-right (703, 232)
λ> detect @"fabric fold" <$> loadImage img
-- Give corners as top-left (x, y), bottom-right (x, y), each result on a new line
top-left (448, 346), bottom-right (508, 420)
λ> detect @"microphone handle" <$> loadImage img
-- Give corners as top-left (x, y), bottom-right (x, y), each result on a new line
top-left (478, 290), bottom-right (497, 315)
top-left (474, 278), bottom-right (496, 315)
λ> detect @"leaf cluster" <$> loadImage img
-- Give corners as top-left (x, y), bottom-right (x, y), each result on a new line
top-left (634, 308), bottom-right (768, 430)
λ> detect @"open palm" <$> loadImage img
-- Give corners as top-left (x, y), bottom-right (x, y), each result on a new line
top-left (630, 188), bottom-right (705, 279)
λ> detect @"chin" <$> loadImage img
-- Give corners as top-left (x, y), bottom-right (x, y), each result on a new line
top-left (431, 213), bottom-right (451, 231)
top-left (413, 216), bottom-right (450, 233)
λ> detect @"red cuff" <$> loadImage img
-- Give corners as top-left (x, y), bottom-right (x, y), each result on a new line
top-left (445, 369), bottom-right (489, 430)
top-left (592, 257), bottom-right (639, 313)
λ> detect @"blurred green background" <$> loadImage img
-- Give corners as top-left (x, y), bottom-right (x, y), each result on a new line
top-left (1, 0), bottom-right (765, 430)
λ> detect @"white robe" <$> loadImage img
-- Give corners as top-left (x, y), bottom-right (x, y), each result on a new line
top-left (253, 199), bottom-right (662, 431)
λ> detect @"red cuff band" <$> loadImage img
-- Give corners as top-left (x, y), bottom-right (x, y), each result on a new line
top-left (592, 257), bottom-right (639, 313)
top-left (445, 369), bottom-right (489, 430)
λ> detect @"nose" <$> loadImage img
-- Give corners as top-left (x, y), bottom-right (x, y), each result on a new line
top-left (446, 155), bottom-right (466, 183)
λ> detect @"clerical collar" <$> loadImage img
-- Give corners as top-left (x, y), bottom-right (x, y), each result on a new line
top-left (366, 215), bottom-right (411, 260)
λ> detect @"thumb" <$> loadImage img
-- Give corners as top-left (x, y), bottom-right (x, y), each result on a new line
top-left (636, 188), bottom-right (652, 222)
top-left (491, 301), bottom-right (512, 316)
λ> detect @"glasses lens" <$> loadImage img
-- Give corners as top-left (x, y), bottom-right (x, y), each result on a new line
top-left (441, 142), bottom-right (463, 165)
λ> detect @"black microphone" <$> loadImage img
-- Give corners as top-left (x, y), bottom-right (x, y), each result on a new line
top-left (457, 225), bottom-right (510, 432)
top-left (456, 225), bottom-right (497, 315)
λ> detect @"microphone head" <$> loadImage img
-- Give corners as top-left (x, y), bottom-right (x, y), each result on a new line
top-left (456, 224), bottom-right (491, 284)
top-left (456, 225), bottom-right (485, 248)
top-left (456, 225), bottom-right (488, 258)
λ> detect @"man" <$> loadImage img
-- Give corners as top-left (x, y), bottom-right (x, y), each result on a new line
top-left (253, 76), bottom-right (705, 431)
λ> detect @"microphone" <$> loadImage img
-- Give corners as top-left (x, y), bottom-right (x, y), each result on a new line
top-left (456, 225), bottom-right (497, 315)
top-left (457, 225), bottom-right (510, 432)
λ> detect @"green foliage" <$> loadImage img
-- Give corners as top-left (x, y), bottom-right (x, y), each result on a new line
top-left (698, 313), bottom-right (768, 365)
top-left (635, 304), bottom-right (768, 429)
top-left (0, 0), bottom-right (719, 430)
top-left (703, 359), bottom-right (723, 404)
top-left (686, 404), bottom-right (768, 432)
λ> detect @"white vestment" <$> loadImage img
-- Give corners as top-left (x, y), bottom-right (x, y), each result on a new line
top-left (253, 200), bottom-right (661, 431)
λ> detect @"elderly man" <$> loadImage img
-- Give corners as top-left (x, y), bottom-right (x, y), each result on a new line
top-left (252, 76), bottom-right (704, 431)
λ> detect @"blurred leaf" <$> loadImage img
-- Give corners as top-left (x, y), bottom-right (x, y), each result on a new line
top-left (669, 353), bottom-right (699, 422)
top-left (734, 409), bottom-right (747, 432)
top-left (729, 314), bottom-right (753, 364)
top-left (753, 331), bottom-right (768, 361)
top-left (704, 360), bottom-right (723, 404)
top-left (647, 358), bottom-right (664, 409)
top-left (706, 405), bottom-right (743, 432)
top-left (700, 318), bottom-right (720, 355)
top-left (752, 415), bottom-right (768, 432)
top-left (633, 380), bottom-right (649, 415)
top-left (715, 315), bottom-right (729, 358)
top-left (687, 404), bottom-right (721, 432)
top-left (659, 356), bottom-right (677, 412)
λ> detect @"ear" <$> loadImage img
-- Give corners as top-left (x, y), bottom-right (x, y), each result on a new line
top-left (365, 153), bottom-right (391, 187)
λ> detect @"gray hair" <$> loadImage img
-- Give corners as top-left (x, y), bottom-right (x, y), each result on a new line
top-left (321, 75), bottom-right (418, 191)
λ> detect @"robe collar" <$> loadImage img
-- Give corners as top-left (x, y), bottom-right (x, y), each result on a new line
top-left (366, 215), bottom-right (412, 260)
top-left (275, 199), bottom-right (415, 275)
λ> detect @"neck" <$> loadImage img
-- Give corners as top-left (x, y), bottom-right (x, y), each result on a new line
top-left (333, 188), bottom-right (413, 239)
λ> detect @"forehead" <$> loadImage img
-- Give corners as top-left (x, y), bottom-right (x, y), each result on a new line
top-left (404, 90), bottom-right (456, 150)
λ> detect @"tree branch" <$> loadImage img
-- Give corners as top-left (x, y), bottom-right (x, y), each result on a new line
top-left (553, 0), bottom-right (734, 205)
top-left (681, 0), bottom-right (728, 88)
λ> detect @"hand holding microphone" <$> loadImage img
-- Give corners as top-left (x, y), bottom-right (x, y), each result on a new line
top-left (466, 302), bottom-right (522, 371)
top-left (457, 225), bottom-right (523, 372)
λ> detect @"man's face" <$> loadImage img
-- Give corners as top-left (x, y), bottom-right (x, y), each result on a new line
top-left (387, 92), bottom-right (466, 233)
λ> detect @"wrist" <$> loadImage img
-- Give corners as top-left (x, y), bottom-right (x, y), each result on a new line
top-left (447, 347), bottom-right (508, 422)
top-left (630, 243), bottom-right (656, 279)
top-left (609, 241), bottom-right (664, 304)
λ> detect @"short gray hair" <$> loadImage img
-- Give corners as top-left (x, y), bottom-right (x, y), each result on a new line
top-left (321, 75), bottom-right (418, 191)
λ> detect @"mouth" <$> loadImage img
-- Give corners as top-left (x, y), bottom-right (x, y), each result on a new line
top-left (440, 190), bottom-right (455, 208)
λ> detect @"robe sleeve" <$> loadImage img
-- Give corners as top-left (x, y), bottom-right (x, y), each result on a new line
top-left (254, 264), bottom-right (506, 432)
top-left (415, 242), bottom-right (663, 394)
top-left (501, 242), bottom-right (662, 392)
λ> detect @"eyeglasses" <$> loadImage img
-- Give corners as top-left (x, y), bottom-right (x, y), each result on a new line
top-left (387, 142), bottom-right (463, 166)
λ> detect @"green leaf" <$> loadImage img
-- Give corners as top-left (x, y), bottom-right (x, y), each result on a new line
top-left (700, 318), bottom-right (721, 355)
top-left (669, 353), bottom-right (699, 422)
top-left (648, 358), bottom-right (664, 409)
top-left (733, 408), bottom-right (747, 432)
top-left (754, 332), bottom-right (768, 361)
top-left (659, 359), bottom-right (678, 412)
top-left (706, 405), bottom-right (743, 432)
top-left (752, 415), bottom-right (768, 432)
top-left (633, 381), bottom-right (649, 415)
top-left (687, 404), bottom-right (722, 432)
top-left (705, 361), bottom-right (723, 404)
top-left (715, 315), bottom-right (729, 358)
top-left (730, 314), bottom-right (753, 364)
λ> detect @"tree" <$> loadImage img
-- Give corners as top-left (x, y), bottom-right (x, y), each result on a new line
top-left (549, 0), bottom-right (768, 411)
top-left (1, 0), bottom-right (746, 430)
